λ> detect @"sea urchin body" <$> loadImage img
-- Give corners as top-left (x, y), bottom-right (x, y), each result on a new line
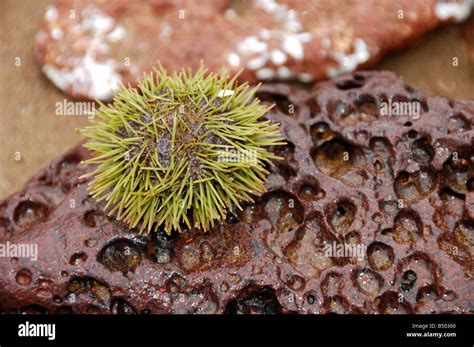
top-left (81, 65), bottom-right (284, 234)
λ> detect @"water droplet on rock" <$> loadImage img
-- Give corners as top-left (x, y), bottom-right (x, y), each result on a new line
top-left (354, 268), bottom-right (383, 296)
top-left (13, 200), bottom-right (49, 229)
top-left (367, 242), bottom-right (394, 271)
top-left (97, 239), bottom-right (141, 274)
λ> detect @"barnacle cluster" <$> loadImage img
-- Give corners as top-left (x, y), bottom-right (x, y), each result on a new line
top-left (81, 65), bottom-right (284, 233)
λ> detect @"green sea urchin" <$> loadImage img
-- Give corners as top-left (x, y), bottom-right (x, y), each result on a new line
top-left (80, 65), bottom-right (284, 234)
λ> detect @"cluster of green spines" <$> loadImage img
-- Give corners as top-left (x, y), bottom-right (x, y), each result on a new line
top-left (81, 65), bottom-right (284, 234)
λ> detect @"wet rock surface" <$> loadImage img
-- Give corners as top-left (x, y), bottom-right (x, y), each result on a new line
top-left (35, 0), bottom-right (473, 100)
top-left (0, 71), bottom-right (473, 314)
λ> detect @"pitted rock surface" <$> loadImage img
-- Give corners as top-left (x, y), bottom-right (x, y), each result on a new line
top-left (0, 71), bottom-right (473, 314)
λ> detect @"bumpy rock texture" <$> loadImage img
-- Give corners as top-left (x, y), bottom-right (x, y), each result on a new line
top-left (0, 71), bottom-right (473, 314)
top-left (35, 0), bottom-right (473, 100)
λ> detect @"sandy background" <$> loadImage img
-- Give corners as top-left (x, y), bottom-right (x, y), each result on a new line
top-left (0, 0), bottom-right (473, 199)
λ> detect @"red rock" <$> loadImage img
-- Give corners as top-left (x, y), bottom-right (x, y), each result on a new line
top-left (0, 71), bottom-right (472, 314)
top-left (35, 0), bottom-right (473, 100)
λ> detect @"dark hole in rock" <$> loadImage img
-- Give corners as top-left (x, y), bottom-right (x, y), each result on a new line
top-left (326, 199), bottom-right (356, 235)
top-left (408, 130), bottom-right (418, 139)
top-left (400, 270), bottom-right (417, 291)
top-left (381, 228), bottom-right (392, 236)
top-left (237, 203), bottom-right (261, 224)
top-left (263, 190), bottom-right (304, 232)
top-left (311, 138), bottom-right (360, 181)
top-left (442, 290), bottom-right (457, 302)
top-left (355, 94), bottom-right (379, 116)
top-left (345, 230), bottom-right (362, 245)
top-left (335, 78), bottom-right (364, 90)
top-left (38, 172), bottom-right (54, 187)
top-left (55, 153), bottom-right (82, 175)
top-left (404, 84), bottom-right (415, 93)
top-left (298, 180), bottom-right (325, 201)
top-left (441, 146), bottom-right (473, 194)
top-left (439, 186), bottom-right (466, 202)
top-left (377, 291), bottom-right (413, 314)
top-left (38, 173), bottom-right (48, 182)
top-left (110, 298), bottom-right (137, 314)
top-left (404, 121), bottom-right (413, 127)
top-left (137, 230), bottom-right (176, 263)
top-left (272, 162), bottom-right (297, 182)
top-left (69, 251), bottom-right (88, 266)
top-left (416, 284), bottom-right (441, 302)
top-left (392, 209), bottom-right (423, 244)
top-left (279, 271), bottom-right (306, 291)
top-left (391, 94), bottom-right (414, 106)
top-left (466, 177), bottom-right (474, 192)
top-left (306, 292), bottom-right (316, 304)
top-left (67, 277), bottom-right (111, 308)
top-left (272, 141), bottom-right (295, 161)
top-left (56, 153), bottom-right (82, 175)
top-left (373, 157), bottom-right (384, 171)
top-left (310, 122), bottom-right (335, 146)
top-left (330, 101), bottom-right (362, 126)
top-left (83, 209), bottom-right (102, 228)
top-left (224, 286), bottom-right (282, 314)
top-left (255, 92), bottom-right (294, 115)
top-left (412, 138), bottom-right (434, 164)
top-left (225, 210), bottom-right (239, 224)
top-left (13, 200), bottom-right (49, 229)
top-left (411, 97), bottom-right (429, 113)
top-left (394, 167), bottom-right (437, 204)
top-left (97, 238), bottom-right (142, 274)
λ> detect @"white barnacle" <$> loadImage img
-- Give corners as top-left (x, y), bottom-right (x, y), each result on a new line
top-left (227, 53), bottom-right (241, 67)
top-left (271, 49), bottom-right (287, 65)
top-left (328, 38), bottom-right (370, 78)
top-left (282, 36), bottom-right (304, 60)
top-left (45, 5), bottom-right (58, 22)
top-left (256, 67), bottom-right (275, 79)
top-left (247, 55), bottom-right (268, 69)
top-left (237, 36), bottom-right (268, 55)
top-left (434, 0), bottom-right (473, 22)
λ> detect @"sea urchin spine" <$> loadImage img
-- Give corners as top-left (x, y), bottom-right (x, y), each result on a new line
top-left (80, 65), bottom-right (284, 234)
